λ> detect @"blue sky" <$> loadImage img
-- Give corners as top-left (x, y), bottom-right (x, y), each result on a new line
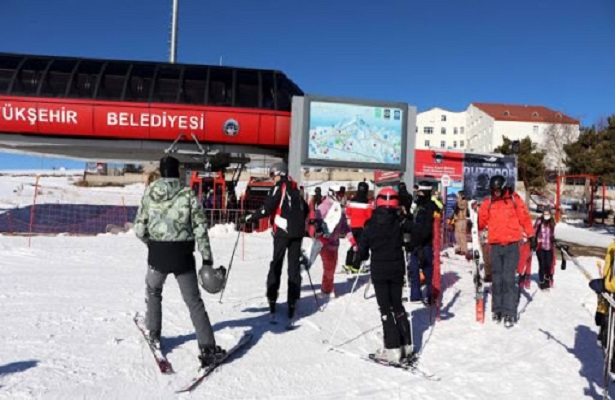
top-left (1, 0), bottom-right (613, 169)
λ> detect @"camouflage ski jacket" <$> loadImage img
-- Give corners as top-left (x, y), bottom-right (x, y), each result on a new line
top-left (134, 178), bottom-right (212, 274)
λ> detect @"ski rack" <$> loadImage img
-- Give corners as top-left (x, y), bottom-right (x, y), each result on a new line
top-left (556, 242), bottom-right (615, 309)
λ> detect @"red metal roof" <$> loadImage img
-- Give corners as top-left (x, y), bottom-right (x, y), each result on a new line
top-left (472, 103), bottom-right (579, 124)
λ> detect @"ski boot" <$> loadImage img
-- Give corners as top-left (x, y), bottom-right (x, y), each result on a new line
top-left (268, 299), bottom-right (277, 324)
top-left (492, 312), bottom-right (502, 324)
top-left (401, 345), bottom-right (416, 365)
top-left (198, 345), bottom-right (227, 368)
top-left (147, 329), bottom-right (161, 350)
top-left (503, 315), bottom-right (517, 329)
top-left (373, 347), bottom-right (403, 365)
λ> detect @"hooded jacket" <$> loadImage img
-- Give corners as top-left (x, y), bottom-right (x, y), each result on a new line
top-left (134, 178), bottom-right (212, 274)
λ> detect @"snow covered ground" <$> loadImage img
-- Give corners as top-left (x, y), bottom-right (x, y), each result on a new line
top-left (0, 173), bottom-right (614, 399)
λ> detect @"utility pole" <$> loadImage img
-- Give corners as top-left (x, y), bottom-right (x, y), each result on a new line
top-left (169, 0), bottom-right (179, 63)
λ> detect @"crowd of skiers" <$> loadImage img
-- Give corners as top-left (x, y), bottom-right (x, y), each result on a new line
top-left (134, 155), bottom-right (612, 371)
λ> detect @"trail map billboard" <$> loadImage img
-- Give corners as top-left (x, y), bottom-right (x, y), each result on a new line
top-left (300, 96), bottom-right (408, 171)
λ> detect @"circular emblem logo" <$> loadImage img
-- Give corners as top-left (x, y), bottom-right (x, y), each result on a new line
top-left (223, 119), bottom-right (239, 137)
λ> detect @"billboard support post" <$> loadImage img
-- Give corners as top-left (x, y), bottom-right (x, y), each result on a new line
top-left (403, 106), bottom-right (417, 189)
top-left (289, 96), bottom-right (305, 183)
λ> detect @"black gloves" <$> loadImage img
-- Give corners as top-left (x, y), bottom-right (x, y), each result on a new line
top-left (589, 278), bottom-right (606, 294)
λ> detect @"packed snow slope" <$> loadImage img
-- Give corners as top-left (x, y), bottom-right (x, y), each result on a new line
top-left (0, 227), bottom-right (612, 400)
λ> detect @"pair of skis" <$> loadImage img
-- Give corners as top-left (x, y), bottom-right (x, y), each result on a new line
top-left (468, 200), bottom-right (486, 323)
top-left (133, 313), bottom-right (252, 393)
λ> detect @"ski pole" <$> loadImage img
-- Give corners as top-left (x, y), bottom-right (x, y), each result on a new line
top-left (324, 270), bottom-right (362, 347)
top-left (604, 307), bottom-right (614, 400)
top-left (218, 226), bottom-right (242, 304)
top-left (556, 242), bottom-right (615, 309)
top-left (404, 249), bottom-right (414, 350)
top-left (303, 263), bottom-right (321, 310)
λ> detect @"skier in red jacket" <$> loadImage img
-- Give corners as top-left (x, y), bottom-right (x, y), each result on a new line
top-left (478, 175), bottom-right (533, 328)
top-left (344, 181), bottom-right (373, 273)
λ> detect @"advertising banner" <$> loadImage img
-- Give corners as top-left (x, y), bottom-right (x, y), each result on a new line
top-left (463, 153), bottom-right (517, 201)
top-left (414, 150), bottom-right (464, 180)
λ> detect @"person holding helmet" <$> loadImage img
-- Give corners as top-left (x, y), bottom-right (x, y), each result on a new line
top-left (407, 181), bottom-right (439, 305)
top-left (313, 185), bottom-right (354, 300)
top-left (246, 162), bottom-right (308, 321)
top-left (478, 175), bottom-right (533, 328)
top-left (344, 181), bottom-right (373, 273)
top-left (134, 155), bottom-right (226, 368)
top-left (355, 187), bottom-right (414, 364)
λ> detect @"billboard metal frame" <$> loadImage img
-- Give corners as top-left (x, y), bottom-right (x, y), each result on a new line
top-left (289, 95), bottom-right (417, 188)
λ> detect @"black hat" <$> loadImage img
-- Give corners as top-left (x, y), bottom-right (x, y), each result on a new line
top-left (160, 156), bottom-right (180, 178)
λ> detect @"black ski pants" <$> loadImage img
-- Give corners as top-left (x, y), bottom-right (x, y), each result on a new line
top-left (345, 228), bottom-right (364, 266)
top-left (490, 242), bottom-right (520, 318)
top-left (537, 248), bottom-right (554, 283)
top-left (373, 278), bottom-right (412, 349)
top-left (267, 236), bottom-right (302, 306)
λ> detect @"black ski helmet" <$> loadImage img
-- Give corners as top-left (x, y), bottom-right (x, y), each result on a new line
top-left (489, 175), bottom-right (507, 192)
top-left (358, 181), bottom-right (368, 193)
top-left (198, 263), bottom-right (227, 294)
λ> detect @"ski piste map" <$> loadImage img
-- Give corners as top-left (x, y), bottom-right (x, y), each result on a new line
top-left (308, 101), bottom-right (403, 166)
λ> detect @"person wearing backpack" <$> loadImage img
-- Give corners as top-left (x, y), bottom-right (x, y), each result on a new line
top-left (478, 175), bottom-right (533, 328)
top-left (246, 162), bottom-right (309, 321)
top-left (533, 208), bottom-right (556, 290)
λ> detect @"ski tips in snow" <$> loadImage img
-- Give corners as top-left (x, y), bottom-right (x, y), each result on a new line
top-left (175, 332), bottom-right (253, 393)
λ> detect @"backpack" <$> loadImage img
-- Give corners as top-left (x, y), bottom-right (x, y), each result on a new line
top-left (272, 180), bottom-right (307, 238)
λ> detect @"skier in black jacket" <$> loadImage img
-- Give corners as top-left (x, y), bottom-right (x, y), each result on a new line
top-left (398, 182), bottom-right (413, 216)
top-left (355, 187), bottom-right (413, 364)
top-left (408, 181), bottom-right (439, 305)
top-left (247, 162), bottom-right (309, 320)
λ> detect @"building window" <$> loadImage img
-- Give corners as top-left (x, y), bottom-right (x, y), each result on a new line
top-left (453, 141), bottom-right (457, 148)
top-left (460, 127), bottom-right (464, 134)
top-left (441, 115), bottom-right (446, 122)
top-left (533, 125), bottom-right (538, 134)
top-left (440, 141), bottom-right (445, 148)
top-left (460, 140), bottom-right (464, 147)
top-left (532, 111), bottom-right (539, 117)
top-left (423, 127), bottom-right (433, 134)
top-left (425, 140), bottom-right (430, 147)
top-left (441, 127), bottom-right (446, 135)
top-left (453, 127), bottom-right (458, 135)
top-left (415, 126), bottom-right (418, 133)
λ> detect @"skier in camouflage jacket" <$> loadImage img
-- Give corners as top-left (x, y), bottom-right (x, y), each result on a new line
top-left (134, 156), bottom-right (224, 366)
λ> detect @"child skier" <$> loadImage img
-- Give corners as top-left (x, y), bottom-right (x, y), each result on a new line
top-left (533, 208), bottom-right (556, 290)
top-left (315, 186), bottom-right (354, 300)
top-left (355, 187), bottom-right (414, 364)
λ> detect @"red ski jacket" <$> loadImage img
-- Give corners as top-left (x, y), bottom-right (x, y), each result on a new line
top-left (478, 192), bottom-right (534, 245)
top-left (346, 200), bottom-right (374, 229)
